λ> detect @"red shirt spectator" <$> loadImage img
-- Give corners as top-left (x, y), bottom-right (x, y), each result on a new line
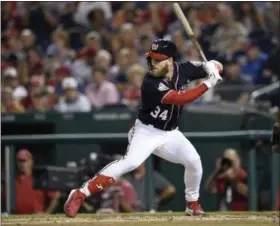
top-left (14, 149), bottom-right (60, 214)
top-left (15, 174), bottom-right (59, 214)
top-left (97, 178), bottom-right (138, 213)
top-left (123, 87), bottom-right (141, 102)
top-left (205, 148), bottom-right (248, 211)
top-left (216, 168), bottom-right (248, 210)
top-left (21, 75), bottom-right (56, 109)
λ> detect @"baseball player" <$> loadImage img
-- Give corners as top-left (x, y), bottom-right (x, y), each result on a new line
top-left (64, 39), bottom-right (223, 217)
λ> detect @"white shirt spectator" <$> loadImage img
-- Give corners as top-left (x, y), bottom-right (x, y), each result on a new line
top-left (56, 77), bottom-right (91, 112)
top-left (85, 81), bottom-right (119, 109)
top-left (56, 94), bottom-right (91, 113)
top-left (13, 86), bottom-right (28, 101)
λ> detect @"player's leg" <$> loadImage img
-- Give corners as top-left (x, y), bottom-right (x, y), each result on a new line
top-left (64, 124), bottom-right (165, 217)
top-left (153, 129), bottom-right (203, 215)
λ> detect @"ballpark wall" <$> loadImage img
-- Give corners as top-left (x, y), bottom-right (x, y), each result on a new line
top-left (1, 108), bottom-right (274, 211)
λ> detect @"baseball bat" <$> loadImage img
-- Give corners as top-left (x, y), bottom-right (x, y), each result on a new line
top-left (172, 3), bottom-right (208, 63)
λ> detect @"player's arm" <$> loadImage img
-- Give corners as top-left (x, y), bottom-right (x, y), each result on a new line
top-left (179, 60), bottom-right (223, 81)
top-left (162, 61), bottom-right (222, 105)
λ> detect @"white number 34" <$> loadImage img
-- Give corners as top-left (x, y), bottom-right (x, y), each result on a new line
top-left (150, 106), bottom-right (168, 121)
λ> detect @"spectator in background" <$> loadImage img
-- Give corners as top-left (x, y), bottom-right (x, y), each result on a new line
top-left (94, 49), bottom-right (112, 70)
top-left (46, 29), bottom-right (75, 66)
top-left (20, 29), bottom-right (44, 57)
top-left (1, 87), bottom-right (25, 113)
top-left (95, 176), bottom-right (138, 213)
top-left (111, 2), bottom-right (139, 30)
top-left (119, 23), bottom-right (137, 49)
top-left (205, 148), bottom-right (248, 211)
top-left (239, 42), bottom-right (268, 84)
top-left (2, 67), bottom-right (28, 101)
top-left (27, 48), bottom-right (44, 75)
top-left (210, 4), bottom-right (248, 57)
top-left (85, 67), bottom-right (119, 109)
top-left (85, 31), bottom-right (102, 52)
top-left (122, 64), bottom-right (145, 108)
top-left (125, 163), bottom-right (176, 211)
top-left (172, 30), bottom-right (189, 61)
top-left (51, 66), bottom-right (73, 95)
top-left (74, 2), bottom-right (112, 28)
top-left (197, 2), bottom-right (219, 25)
top-left (22, 2), bottom-right (57, 49)
top-left (87, 8), bottom-right (107, 34)
top-left (72, 46), bottom-right (96, 86)
top-left (56, 77), bottom-right (91, 113)
top-left (109, 48), bottom-right (134, 83)
top-left (233, 2), bottom-right (264, 32)
top-left (29, 88), bottom-right (51, 113)
top-left (21, 75), bottom-right (55, 110)
top-left (215, 60), bottom-right (250, 105)
top-left (14, 149), bottom-right (60, 214)
top-left (261, 2), bottom-right (280, 36)
top-left (58, 2), bottom-right (78, 30)
top-left (1, 2), bottom-right (22, 32)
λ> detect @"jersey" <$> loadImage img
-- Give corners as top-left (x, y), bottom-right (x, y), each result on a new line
top-left (137, 61), bottom-right (208, 131)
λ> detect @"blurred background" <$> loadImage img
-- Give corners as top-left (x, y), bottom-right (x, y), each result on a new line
top-left (1, 1), bottom-right (279, 215)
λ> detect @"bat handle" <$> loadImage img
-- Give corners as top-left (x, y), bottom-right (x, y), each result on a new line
top-left (200, 50), bottom-right (208, 63)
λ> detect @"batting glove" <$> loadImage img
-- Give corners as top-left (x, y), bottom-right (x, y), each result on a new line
top-left (203, 61), bottom-right (223, 89)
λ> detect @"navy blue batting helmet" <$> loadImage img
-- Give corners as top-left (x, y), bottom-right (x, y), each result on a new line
top-left (146, 39), bottom-right (178, 60)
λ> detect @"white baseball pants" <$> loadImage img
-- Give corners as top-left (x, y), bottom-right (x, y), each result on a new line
top-left (100, 119), bottom-right (203, 202)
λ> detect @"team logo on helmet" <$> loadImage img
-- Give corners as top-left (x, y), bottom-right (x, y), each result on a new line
top-left (151, 44), bottom-right (159, 51)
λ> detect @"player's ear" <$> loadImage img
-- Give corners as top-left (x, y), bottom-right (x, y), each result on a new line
top-left (168, 58), bottom-right (173, 63)
top-left (166, 58), bottom-right (173, 66)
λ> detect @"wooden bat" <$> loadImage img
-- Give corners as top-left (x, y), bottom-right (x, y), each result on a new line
top-left (172, 3), bottom-right (208, 63)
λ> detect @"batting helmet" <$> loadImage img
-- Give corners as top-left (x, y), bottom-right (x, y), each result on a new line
top-left (146, 39), bottom-right (178, 60)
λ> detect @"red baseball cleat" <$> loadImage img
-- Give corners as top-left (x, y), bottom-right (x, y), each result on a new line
top-left (185, 201), bottom-right (205, 216)
top-left (64, 189), bottom-right (86, 218)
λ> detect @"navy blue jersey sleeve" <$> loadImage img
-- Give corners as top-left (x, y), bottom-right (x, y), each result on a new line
top-left (141, 75), bottom-right (172, 103)
top-left (178, 61), bottom-right (208, 82)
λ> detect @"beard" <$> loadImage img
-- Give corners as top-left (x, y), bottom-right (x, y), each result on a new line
top-left (150, 65), bottom-right (169, 77)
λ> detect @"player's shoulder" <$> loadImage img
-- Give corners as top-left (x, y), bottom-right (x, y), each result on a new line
top-left (142, 73), bottom-right (170, 91)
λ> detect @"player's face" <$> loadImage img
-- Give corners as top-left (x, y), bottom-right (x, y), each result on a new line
top-left (150, 58), bottom-right (172, 77)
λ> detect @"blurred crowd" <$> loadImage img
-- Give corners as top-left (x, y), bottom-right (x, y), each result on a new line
top-left (1, 2), bottom-right (279, 113)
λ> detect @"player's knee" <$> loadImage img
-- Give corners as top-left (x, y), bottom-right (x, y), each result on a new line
top-left (186, 156), bottom-right (202, 173)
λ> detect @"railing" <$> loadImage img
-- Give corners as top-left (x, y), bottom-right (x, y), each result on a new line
top-left (249, 81), bottom-right (280, 106)
top-left (2, 130), bottom-right (279, 213)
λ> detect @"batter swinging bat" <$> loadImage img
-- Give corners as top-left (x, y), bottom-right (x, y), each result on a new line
top-left (172, 3), bottom-right (208, 63)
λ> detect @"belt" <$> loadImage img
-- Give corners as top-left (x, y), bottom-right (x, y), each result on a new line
top-left (138, 119), bottom-right (176, 131)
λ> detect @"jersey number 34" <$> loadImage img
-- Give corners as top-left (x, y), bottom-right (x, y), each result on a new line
top-left (150, 106), bottom-right (168, 121)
